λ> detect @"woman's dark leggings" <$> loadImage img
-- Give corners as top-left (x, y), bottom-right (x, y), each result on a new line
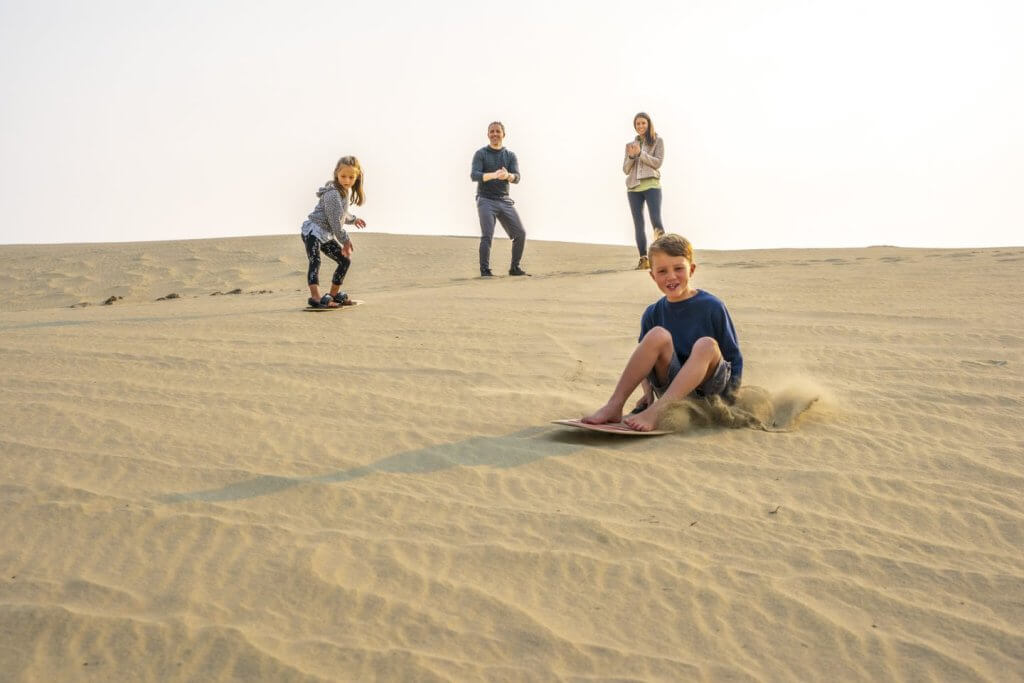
top-left (303, 233), bottom-right (350, 286)
top-left (627, 187), bottom-right (664, 256)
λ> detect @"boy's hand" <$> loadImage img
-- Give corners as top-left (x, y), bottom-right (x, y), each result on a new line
top-left (354, 218), bottom-right (366, 229)
top-left (342, 241), bottom-right (354, 258)
top-left (630, 381), bottom-right (654, 414)
top-left (631, 397), bottom-right (650, 414)
top-left (495, 167), bottom-right (509, 180)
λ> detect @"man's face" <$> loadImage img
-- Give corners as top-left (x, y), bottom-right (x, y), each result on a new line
top-left (487, 124), bottom-right (504, 148)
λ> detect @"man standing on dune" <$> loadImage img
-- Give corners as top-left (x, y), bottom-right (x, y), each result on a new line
top-left (471, 121), bottom-right (529, 277)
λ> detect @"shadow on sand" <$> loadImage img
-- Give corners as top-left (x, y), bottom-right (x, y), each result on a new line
top-left (159, 426), bottom-right (614, 504)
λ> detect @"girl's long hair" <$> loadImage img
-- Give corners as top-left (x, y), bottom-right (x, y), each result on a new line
top-left (633, 112), bottom-right (656, 147)
top-left (332, 155), bottom-right (365, 206)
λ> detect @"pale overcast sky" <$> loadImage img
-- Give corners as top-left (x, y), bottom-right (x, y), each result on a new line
top-left (1, 0), bottom-right (1021, 249)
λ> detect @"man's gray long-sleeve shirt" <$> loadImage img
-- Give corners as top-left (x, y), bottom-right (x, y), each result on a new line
top-left (471, 146), bottom-right (521, 199)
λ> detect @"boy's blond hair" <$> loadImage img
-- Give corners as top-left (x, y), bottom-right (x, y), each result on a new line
top-left (648, 233), bottom-right (694, 262)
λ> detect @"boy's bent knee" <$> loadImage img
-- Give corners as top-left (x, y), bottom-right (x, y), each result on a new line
top-left (691, 337), bottom-right (722, 359)
top-left (641, 326), bottom-right (673, 347)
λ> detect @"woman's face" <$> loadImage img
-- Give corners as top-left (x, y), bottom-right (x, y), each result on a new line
top-left (634, 117), bottom-right (649, 137)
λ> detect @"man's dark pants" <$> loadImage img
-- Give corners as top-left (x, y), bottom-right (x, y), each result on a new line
top-left (477, 196), bottom-right (526, 272)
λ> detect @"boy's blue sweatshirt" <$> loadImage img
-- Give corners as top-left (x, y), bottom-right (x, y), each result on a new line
top-left (639, 289), bottom-right (743, 395)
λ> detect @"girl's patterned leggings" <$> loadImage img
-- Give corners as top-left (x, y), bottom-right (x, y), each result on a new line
top-left (303, 233), bottom-right (351, 286)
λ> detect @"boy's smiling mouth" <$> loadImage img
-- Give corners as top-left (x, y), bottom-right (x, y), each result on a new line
top-left (660, 276), bottom-right (696, 302)
top-left (662, 278), bottom-right (681, 294)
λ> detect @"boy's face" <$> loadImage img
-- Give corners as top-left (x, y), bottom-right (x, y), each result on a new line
top-left (649, 251), bottom-right (697, 302)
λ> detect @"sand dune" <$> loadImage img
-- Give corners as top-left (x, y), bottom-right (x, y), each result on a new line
top-left (1, 234), bottom-right (1022, 681)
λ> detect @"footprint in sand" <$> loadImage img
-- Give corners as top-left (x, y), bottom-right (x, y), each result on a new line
top-left (208, 288), bottom-right (272, 296)
top-left (563, 360), bottom-right (585, 383)
top-left (960, 359), bottom-right (1008, 368)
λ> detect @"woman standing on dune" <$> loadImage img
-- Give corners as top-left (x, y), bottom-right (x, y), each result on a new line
top-left (623, 112), bottom-right (665, 270)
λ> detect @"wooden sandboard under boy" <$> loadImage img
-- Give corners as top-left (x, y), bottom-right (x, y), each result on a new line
top-left (551, 419), bottom-right (672, 436)
top-left (303, 300), bottom-right (364, 312)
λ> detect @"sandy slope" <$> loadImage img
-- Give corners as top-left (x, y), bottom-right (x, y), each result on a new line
top-left (1, 234), bottom-right (1022, 681)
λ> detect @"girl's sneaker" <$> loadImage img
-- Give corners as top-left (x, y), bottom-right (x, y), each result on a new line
top-left (636, 255), bottom-right (650, 270)
top-left (332, 292), bottom-right (349, 304)
top-left (308, 295), bottom-right (336, 308)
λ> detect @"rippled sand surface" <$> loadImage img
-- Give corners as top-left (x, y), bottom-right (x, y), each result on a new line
top-left (1, 234), bottom-right (1022, 681)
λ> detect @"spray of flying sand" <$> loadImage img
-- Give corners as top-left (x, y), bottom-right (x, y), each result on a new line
top-left (657, 380), bottom-right (824, 433)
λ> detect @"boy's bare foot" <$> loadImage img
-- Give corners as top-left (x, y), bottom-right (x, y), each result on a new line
top-left (581, 403), bottom-right (623, 425)
top-left (623, 404), bottom-right (661, 432)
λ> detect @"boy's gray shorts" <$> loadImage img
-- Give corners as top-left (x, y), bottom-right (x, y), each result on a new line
top-left (648, 356), bottom-right (732, 398)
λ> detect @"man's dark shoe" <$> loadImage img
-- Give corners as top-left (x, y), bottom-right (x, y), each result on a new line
top-left (480, 269), bottom-right (494, 277)
top-left (508, 266), bottom-right (530, 276)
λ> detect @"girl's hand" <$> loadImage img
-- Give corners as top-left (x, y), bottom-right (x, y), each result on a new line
top-left (342, 241), bottom-right (354, 258)
top-left (354, 218), bottom-right (366, 229)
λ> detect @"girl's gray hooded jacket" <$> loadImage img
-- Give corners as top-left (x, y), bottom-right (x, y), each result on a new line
top-left (300, 183), bottom-right (359, 244)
